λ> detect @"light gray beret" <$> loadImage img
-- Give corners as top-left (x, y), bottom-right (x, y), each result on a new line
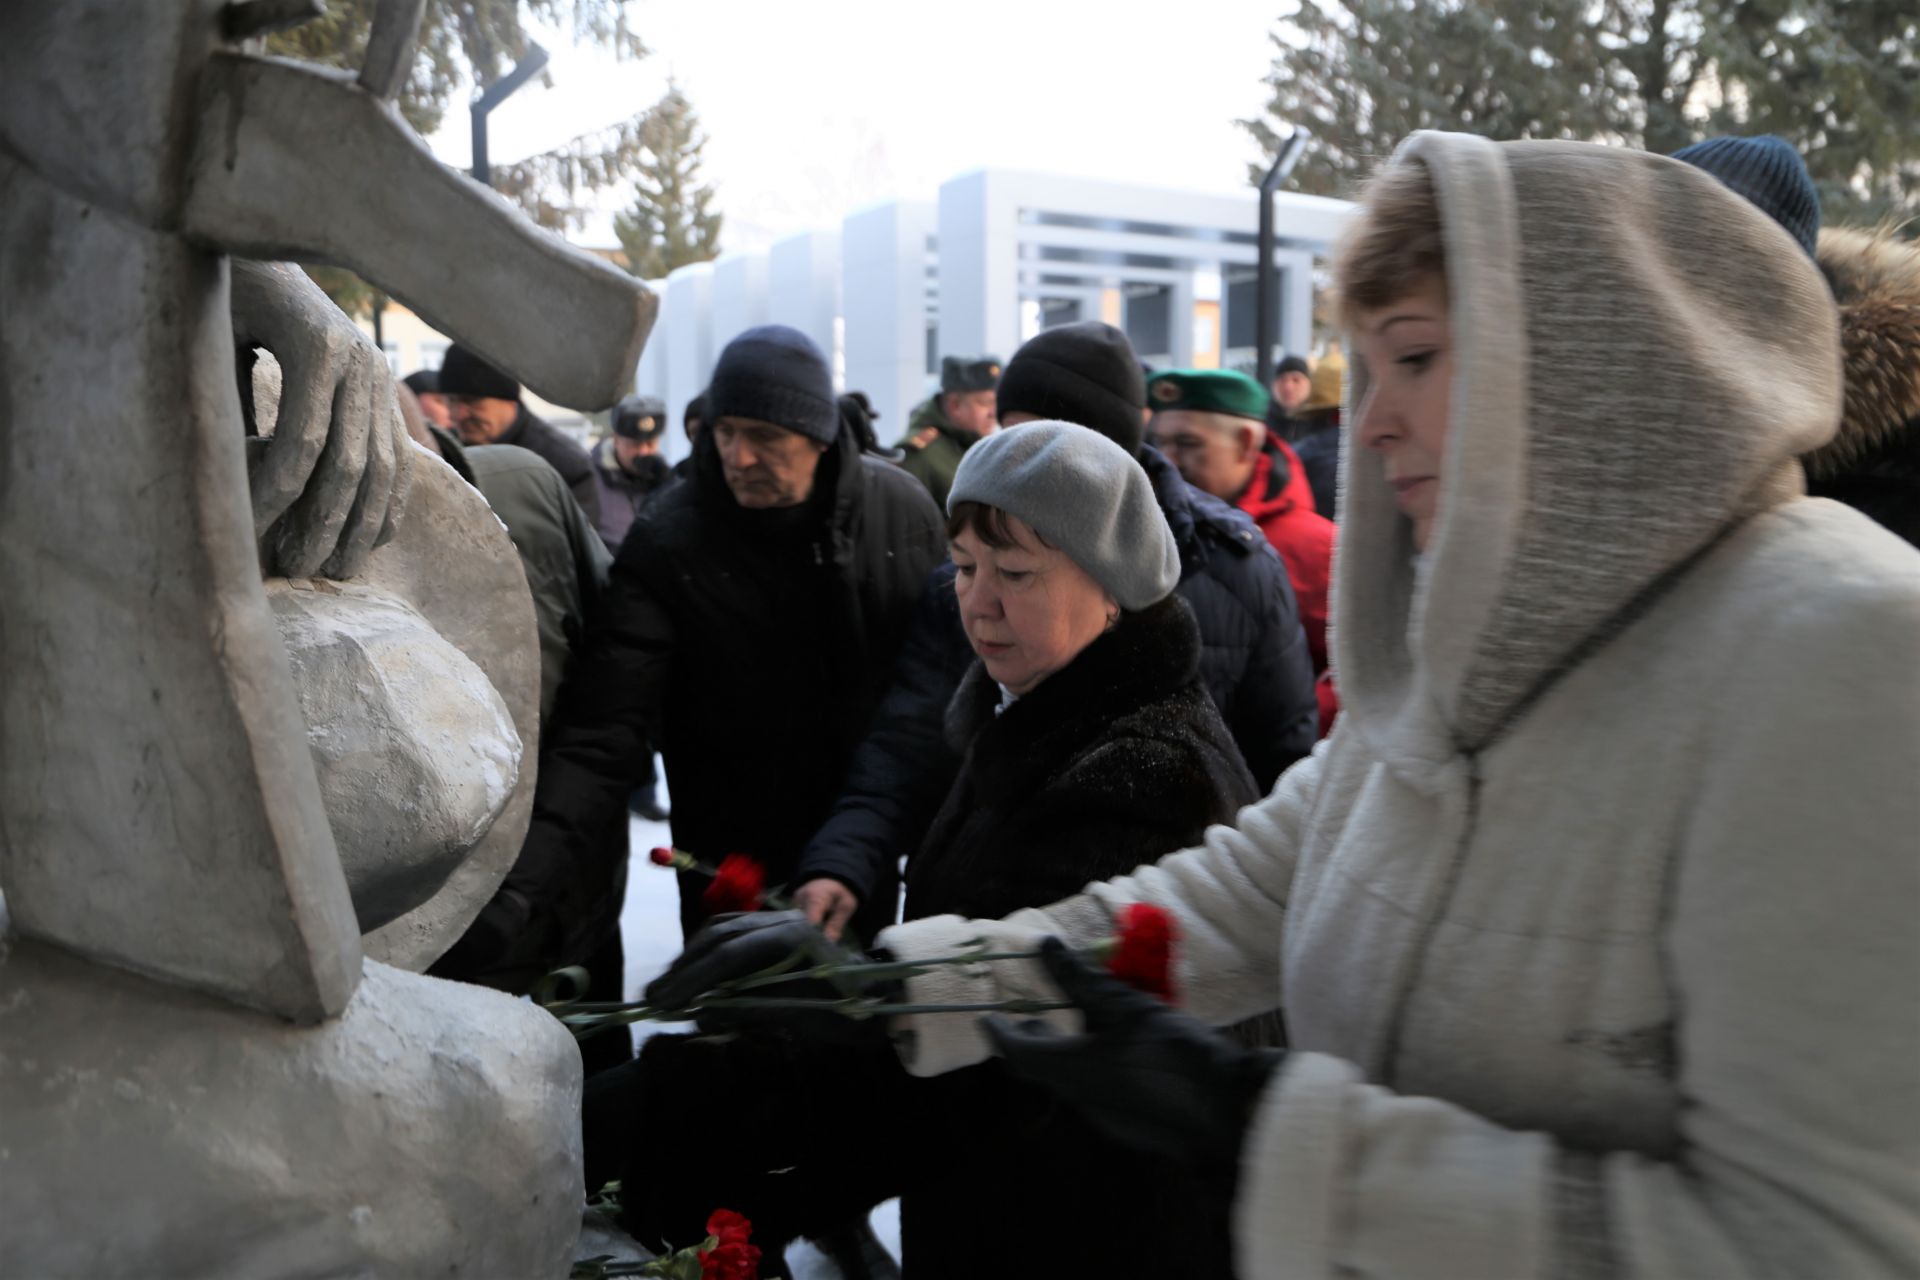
top-left (948, 419), bottom-right (1180, 610)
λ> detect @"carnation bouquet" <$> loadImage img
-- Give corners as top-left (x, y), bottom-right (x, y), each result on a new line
top-left (538, 848), bottom-right (1181, 1038)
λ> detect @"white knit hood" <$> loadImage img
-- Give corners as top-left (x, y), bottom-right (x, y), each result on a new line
top-left (1332, 133), bottom-right (1845, 787)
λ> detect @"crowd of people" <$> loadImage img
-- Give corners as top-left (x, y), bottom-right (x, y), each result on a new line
top-left (397, 131), bottom-right (1916, 1278)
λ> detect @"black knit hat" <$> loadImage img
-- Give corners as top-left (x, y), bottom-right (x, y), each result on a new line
top-left (437, 344), bottom-right (520, 402)
top-left (1670, 135), bottom-right (1820, 258)
top-left (996, 322), bottom-right (1146, 456)
top-left (612, 394), bottom-right (666, 441)
top-left (1275, 355), bottom-right (1311, 379)
top-left (706, 325), bottom-right (838, 445)
top-left (402, 369), bottom-right (439, 395)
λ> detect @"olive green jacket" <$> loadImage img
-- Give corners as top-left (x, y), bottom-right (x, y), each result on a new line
top-left (892, 397), bottom-right (978, 511)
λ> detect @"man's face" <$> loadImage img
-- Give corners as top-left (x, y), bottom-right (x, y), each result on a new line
top-left (943, 389), bottom-right (998, 438)
top-left (446, 394), bottom-right (520, 445)
top-left (713, 416), bottom-right (827, 508)
top-left (614, 435), bottom-right (660, 473)
top-left (1150, 409), bottom-right (1261, 502)
top-left (1274, 370), bottom-right (1312, 412)
top-left (415, 391), bottom-right (453, 430)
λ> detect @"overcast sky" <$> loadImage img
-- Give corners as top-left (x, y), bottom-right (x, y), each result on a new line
top-left (425, 0), bottom-right (1293, 250)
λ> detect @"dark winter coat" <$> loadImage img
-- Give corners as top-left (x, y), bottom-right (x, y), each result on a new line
top-left (794, 444), bottom-right (1317, 924)
top-left (588, 595), bottom-right (1256, 1279)
top-left (906, 595), bottom-right (1258, 921)
top-left (512, 419), bottom-right (943, 955)
top-left (465, 444), bottom-right (611, 725)
top-left (891, 397), bottom-right (977, 510)
top-left (494, 404), bottom-right (603, 529)
top-left (898, 593), bottom-right (1256, 1278)
top-left (1285, 407), bottom-right (1342, 521)
top-left (589, 437), bottom-right (674, 552)
top-left (1806, 227), bottom-right (1920, 547)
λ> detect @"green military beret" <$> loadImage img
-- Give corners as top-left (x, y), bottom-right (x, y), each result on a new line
top-left (940, 354), bottom-right (1003, 394)
top-left (1145, 368), bottom-right (1269, 420)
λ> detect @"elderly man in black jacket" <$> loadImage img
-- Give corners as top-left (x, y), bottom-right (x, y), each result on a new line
top-left (792, 321), bottom-right (1319, 941)
top-left (491, 325), bottom-right (943, 967)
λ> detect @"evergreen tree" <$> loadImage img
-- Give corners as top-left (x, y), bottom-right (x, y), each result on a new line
top-left (1245, 0), bottom-right (1917, 228)
top-left (613, 85), bottom-right (724, 280)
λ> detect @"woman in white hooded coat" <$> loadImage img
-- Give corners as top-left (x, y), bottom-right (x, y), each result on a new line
top-left (647, 132), bottom-right (1920, 1277)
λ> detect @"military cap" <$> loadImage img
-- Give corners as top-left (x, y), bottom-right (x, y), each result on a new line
top-left (1145, 368), bottom-right (1269, 420)
top-left (612, 394), bottom-right (667, 440)
top-left (940, 354), bottom-right (1003, 395)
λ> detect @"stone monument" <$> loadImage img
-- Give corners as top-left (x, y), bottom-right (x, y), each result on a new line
top-left (0, 1), bottom-right (656, 1271)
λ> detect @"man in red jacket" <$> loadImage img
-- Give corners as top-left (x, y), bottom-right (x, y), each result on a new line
top-left (1149, 368), bottom-right (1337, 731)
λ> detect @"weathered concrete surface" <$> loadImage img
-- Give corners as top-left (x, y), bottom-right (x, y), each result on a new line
top-left (0, 902), bottom-right (584, 1278)
top-left (0, 1), bottom-right (221, 228)
top-left (183, 51), bottom-right (656, 411)
top-left (269, 581), bottom-right (521, 933)
top-left (0, 153), bottom-right (362, 1024)
top-left (354, 445), bottom-right (544, 969)
top-left (234, 259), bottom-right (414, 580)
top-left (250, 352), bottom-right (541, 960)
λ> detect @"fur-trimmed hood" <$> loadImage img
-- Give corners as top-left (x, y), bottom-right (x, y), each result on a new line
top-left (1805, 226), bottom-right (1920, 480)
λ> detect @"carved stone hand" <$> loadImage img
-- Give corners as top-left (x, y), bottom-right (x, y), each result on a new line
top-left (232, 259), bottom-right (413, 579)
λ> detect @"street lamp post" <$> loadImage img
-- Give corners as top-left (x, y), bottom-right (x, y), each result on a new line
top-left (470, 44), bottom-right (550, 186)
top-left (1255, 127), bottom-right (1310, 390)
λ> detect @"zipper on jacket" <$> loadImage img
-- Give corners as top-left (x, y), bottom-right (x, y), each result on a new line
top-left (1377, 749), bottom-right (1482, 1090)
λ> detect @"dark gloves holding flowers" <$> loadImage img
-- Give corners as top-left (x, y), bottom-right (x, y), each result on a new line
top-left (643, 910), bottom-right (903, 1047)
top-left (985, 938), bottom-right (1284, 1193)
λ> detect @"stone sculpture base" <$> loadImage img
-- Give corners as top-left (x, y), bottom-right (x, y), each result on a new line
top-left (0, 903), bottom-right (584, 1277)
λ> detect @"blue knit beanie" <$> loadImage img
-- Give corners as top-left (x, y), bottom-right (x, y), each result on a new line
top-left (707, 325), bottom-right (838, 445)
top-left (1670, 135), bottom-right (1820, 258)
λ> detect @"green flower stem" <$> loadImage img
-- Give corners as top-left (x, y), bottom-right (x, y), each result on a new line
top-left (708, 948), bottom-right (1055, 995)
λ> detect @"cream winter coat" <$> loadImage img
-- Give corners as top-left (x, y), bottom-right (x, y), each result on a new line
top-left (877, 134), bottom-right (1920, 1278)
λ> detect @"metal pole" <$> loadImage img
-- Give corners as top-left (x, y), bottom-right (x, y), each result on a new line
top-left (470, 101), bottom-right (489, 185)
top-left (469, 43), bottom-right (549, 187)
top-left (1255, 127), bottom-right (1309, 389)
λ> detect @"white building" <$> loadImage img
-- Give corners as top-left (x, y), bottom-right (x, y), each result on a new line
top-left (641, 169), bottom-right (1352, 464)
top-left (373, 170), bottom-right (1355, 463)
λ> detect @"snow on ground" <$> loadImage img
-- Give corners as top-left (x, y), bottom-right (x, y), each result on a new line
top-left (617, 808), bottom-right (903, 1278)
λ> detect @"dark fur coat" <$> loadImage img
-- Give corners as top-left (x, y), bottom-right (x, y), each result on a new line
top-left (1807, 227), bottom-right (1920, 547)
top-left (905, 592), bottom-right (1259, 923)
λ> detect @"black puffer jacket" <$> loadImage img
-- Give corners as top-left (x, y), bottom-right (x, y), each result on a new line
top-left (511, 421), bottom-right (943, 954)
top-left (794, 445), bottom-right (1315, 923)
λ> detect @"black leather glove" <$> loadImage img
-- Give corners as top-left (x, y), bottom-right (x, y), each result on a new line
top-left (644, 910), bottom-right (901, 1046)
top-left (984, 937), bottom-right (1283, 1191)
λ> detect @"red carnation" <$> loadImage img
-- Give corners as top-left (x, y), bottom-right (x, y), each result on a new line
top-left (706, 1209), bottom-right (753, 1248)
top-left (702, 853), bottom-right (766, 915)
top-left (700, 1239), bottom-right (761, 1280)
top-left (1106, 902), bottom-right (1178, 1003)
top-left (649, 846), bottom-right (676, 867)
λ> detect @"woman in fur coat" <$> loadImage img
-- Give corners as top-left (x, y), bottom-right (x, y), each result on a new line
top-left (600, 422), bottom-right (1256, 1277)
top-left (652, 134), bottom-right (1920, 1277)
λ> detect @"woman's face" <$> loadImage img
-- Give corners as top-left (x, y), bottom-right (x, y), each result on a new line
top-left (1351, 278), bottom-right (1453, 551)
top-left (951, 513), bottom-right (1116, 697)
